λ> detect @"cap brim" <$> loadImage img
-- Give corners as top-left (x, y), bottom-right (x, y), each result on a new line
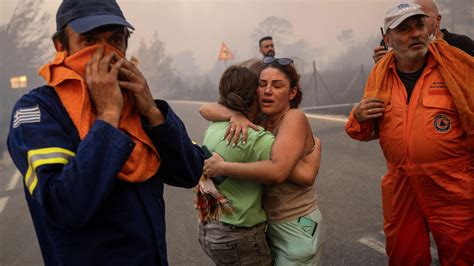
top-left (387, 12), bottom-right (426, 31)
top-left (68, 14), bottom-right (134, 33)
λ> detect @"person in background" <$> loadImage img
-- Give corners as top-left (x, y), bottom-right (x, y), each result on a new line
top-left (347, 3), bottom-right (473, 265)
top-left (259, 36), bottom-right (276, 58)
top-left (373, 0), bottom-right (473, 63)
top-left (6, 0), bottom-right (204, 265)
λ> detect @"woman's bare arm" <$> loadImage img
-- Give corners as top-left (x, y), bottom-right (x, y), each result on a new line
top-left (204, 110), bottom-right (311, 184)
top-left (287, 137), bottom-right (321, 186)
top-left (199, 102), bottom-right (259, 145)
top-left (199, 102), bottom-right (236, 121)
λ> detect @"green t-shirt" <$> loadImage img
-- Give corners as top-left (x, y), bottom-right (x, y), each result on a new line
top-left (203, 121), bottom-right (275, 227)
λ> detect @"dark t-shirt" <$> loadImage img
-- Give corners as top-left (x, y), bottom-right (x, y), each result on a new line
top-left (397, 64), bottom-right (426, 103)
top-left (442, 28), bottom-right (474, 56)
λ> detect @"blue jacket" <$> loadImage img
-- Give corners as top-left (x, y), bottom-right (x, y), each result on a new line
top-left (7, 86), bottom-right (204, 266)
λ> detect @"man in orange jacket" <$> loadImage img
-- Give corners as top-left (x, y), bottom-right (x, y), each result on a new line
top-left (346, 3), bottom-right (473, 266)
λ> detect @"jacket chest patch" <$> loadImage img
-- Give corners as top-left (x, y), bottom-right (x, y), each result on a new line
top-left (429, 81), bottom-right (447, 89)
top-left (433, 114), bottom-right (451, 133)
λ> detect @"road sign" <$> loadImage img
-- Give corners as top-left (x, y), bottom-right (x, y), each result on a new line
top-left (218, 42), bottom-right (234, 61)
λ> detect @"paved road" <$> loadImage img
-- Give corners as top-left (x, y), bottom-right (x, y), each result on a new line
top-left (0, 100), bottom-right (440, 265)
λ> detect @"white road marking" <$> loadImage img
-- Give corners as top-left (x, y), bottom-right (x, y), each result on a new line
top-left (305, 113), bottom-right (348, 123)
top-left (0, 171), bottom-right (21, 214)
top-left (301, 103), bottom-right (357, 111)
top-left (358, 237), bottom-right (386, 254)
top-left (359, 233), bottom-right (439, 261)
top-left (7, 171), bottom-right (20, 191)
top-left (0, 197), bottom-right (9, 214)
top-left (169, 100), bottom-right (209, 105)
top-left (430, 247), bottom-right (439, 259)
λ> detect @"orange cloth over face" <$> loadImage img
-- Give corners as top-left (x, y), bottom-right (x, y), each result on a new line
top-left (38, 44), bottom-right (160, 183)
top-left (364, 39), bottom-right (474, 135)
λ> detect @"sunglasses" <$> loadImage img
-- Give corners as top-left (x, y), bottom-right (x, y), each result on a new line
top-left (263, 57), bottom-right (294, 66)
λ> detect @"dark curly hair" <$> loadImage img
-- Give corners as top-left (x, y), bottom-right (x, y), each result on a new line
top-left (262, 62), bottom-right (303, 108)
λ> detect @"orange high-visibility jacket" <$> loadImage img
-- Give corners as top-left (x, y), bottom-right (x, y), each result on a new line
top-left (346, 54), bottom-right (473, 265)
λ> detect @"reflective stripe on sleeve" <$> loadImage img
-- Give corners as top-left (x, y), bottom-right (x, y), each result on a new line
top-left (25, 147), bottom-right (75, 195)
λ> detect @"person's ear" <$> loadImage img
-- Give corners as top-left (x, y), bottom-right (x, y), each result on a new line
top-left (53, 38), bottom-right (65, 52)
top-left (435, 15), bottom-right (441, 30)
top-left (384, 33), bottom-right (392, 47)
top-left (289, 87), bottom-right (297, 100)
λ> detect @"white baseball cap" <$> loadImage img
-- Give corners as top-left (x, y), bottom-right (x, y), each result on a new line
top-left (383, 3), bottom-right (427, 33)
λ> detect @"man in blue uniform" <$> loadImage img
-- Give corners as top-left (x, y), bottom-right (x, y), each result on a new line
top-left (7, 0), bottom-right (204, 265)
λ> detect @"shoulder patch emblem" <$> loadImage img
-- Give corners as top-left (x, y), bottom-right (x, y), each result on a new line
top-left (433, 113), bottom-right (451, 133)
top-left (13, 105), bottom-right (41, 128)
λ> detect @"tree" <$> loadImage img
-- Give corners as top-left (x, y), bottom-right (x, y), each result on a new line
top-left (280, 39), bottom-right (321, 74)
top-left (437, 0), bottom-right (474, 36)
top-left (336, 29), bottom-right (355, 46)
top-left (1, 0), bottom-right (51, 73)
top-left (173, 50), bottom-right (201, 78)
top-left (0, 0), bottom-right (51, 154)
top-left (133, 33), bottom-right (177, 98)
top-left (251, 16), bottom-right (293, 45)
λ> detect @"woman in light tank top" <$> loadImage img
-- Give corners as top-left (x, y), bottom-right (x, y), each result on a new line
top-left (203, 57), bottom-right (325, 266)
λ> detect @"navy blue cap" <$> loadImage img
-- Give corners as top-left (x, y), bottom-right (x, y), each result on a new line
top-left (56, 0), bottom-right (134, 33)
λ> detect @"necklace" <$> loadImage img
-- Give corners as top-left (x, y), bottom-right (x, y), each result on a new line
top-left (266, 110), bottom-right (289, 133)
